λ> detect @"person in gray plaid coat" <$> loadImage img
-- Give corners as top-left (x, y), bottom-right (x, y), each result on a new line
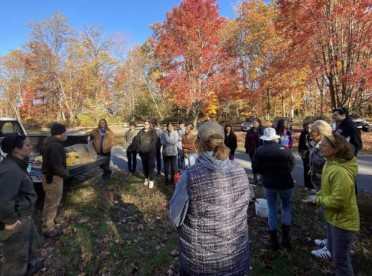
top-left (170, 122), bottom-right (252, 276)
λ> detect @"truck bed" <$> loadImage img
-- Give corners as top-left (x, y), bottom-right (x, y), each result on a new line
top-left (30, 155), bottom-right (109, 183)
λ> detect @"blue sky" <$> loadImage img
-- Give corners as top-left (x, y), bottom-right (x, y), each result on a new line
top-left (0, 0), bottom-right (238, 55)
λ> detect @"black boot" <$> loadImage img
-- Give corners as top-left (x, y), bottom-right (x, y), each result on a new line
top-left (282, 224), bottom-right (291, 249)
top-left (269, 230), bottom-right (280, 251)
top-left (170, 174), bottom-right (175, 185)
top-left (164, 174), bottom-right (169, 185)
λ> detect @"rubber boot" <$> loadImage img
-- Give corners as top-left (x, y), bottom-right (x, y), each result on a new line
top-left (282, 224), bottom-right (291, 249)
top-left (269, 230), bottom-right (280, 251)
top-left (170, 174), bottom-right (175, 185)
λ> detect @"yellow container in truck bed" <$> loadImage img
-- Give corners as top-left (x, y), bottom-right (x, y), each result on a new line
top-left (66, 151), bottom-right (80, 167)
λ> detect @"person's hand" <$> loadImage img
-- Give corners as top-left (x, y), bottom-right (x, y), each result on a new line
top-left (302, 195), bottom-right (316, 204)
top-left (5, 219), bottom-right (21, 230)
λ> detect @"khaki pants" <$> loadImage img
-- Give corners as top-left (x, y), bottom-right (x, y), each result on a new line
top-left (41, 175), bottom-right (63, 233)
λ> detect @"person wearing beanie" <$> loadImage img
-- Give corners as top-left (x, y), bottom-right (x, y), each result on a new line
top-left (170, 121), bottom-right (253, 275)
top-left (0, 134), bottom-right (44, 275)
top-left (41, 122), bottom-right (68, 238)
top-left (90, 119), bottom-right (115, 181)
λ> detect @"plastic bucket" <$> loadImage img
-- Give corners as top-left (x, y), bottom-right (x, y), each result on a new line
top-left (255, 198), bottom-right (268, 217)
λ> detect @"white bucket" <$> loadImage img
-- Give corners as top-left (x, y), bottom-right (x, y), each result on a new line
top-left (255, 198), bottom-right (268, 217)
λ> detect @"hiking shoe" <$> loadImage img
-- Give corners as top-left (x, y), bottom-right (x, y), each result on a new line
top-left (311, 246), bottom-right (331, 259)
top-left (314, 238), bottom-right (327, 247)
top-left (43, 229), bottom-right (64, 239)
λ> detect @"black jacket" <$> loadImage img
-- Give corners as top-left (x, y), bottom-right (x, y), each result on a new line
top-left (298, 130), bottom-right (312, 160)
top-left (136, 129), bottom-right (157, 155)
top-left (224, 133), bottom-right (238, 155)
top-left (335, 118), bottom-right (363, 155)
top-left (41, 136), bottom-right (68, 180)
top-left (252, 142), bottom-right (296, 189)
top-left (0, 155), bottom-right (37, 226)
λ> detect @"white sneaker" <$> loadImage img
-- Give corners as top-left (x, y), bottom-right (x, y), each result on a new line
top-left (149, 181), bottom-right (154, 189)
top-left (314, 238), bottom-right (327, 247)
top-left (144, 178), bottom-right (149, 186)
top-left (311, 246), bottom-right (331, 259)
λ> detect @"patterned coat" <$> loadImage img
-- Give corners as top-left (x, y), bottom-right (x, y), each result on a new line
top-left (178, 161), bottom-right (250, 275)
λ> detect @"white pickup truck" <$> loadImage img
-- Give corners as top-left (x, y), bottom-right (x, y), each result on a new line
top-left (0, 117), bottom-right (109, 184)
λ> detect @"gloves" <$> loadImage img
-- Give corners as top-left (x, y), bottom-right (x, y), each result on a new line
top-left (302, 195), bottom-right (316, 204)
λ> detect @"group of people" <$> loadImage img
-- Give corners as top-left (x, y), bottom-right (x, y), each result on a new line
top-left (170, 107), bottom-right (361, 276)
top-left (0, 119), bottom-right (115, 275)
top-left (124, 119), bottom-right (240, 189)
top-left (0, 107), bottom-right (363, 275)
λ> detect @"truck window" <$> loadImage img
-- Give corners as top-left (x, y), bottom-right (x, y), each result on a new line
top-left (0, 122), bottom-right (22, 136)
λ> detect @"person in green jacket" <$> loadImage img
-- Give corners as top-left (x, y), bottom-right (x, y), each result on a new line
top-left (310, 133), bottom-right (359, 276)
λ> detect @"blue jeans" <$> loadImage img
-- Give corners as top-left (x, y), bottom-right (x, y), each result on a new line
top-left (263, 187), bottom-right (293, 230)
top-left (327, 223), bottom-right (355, 276)
top-left (177, 148), bottom-right (184, 170)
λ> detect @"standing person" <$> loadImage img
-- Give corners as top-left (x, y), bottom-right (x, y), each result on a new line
top-left (298, 119), bottom-right (314, 190)
top-left (332, 107), bottom-right (363, 156)
top-left (252, 128), bottom-right (296, 250)
top-left (275, 119), bottom-right (293, 148)
top-left (124, 121), bottom-right (138, 175)
top-left (0, 134), bottom-right (44, 275)
top-left (170, 121), bottom-right (252, 275)
top-left (308, 120), bottom-right (333, 257)
top-left (176, 119), bottom-right (186, 171)
top-left (41, 123), bottom-right (68, 238)
top-left (244, 118), bottom-right (265, 185)
top-left (152, 119), bottom-right (163, 176)
top-left (224, 123), bottom-right (238, 160)
top-left (160, 122), bottom-right (179, 185)
top-left (309, 134), bottom-right (359, 276)
top-left (182, 123), bottom-right (198, 168)
top-left (90, 119), bottom-right (115, 181)
top-left (136, 119), bottom-right (158, 189)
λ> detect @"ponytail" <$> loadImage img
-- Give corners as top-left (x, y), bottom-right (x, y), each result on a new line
top-left (198, 134), bottom-right (230, 160)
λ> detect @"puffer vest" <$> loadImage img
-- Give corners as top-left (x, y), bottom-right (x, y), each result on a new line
top-left (179, 161), bottom-right (250, 276)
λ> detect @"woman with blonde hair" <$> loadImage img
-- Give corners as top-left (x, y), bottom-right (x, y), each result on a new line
top-left (308, 119), bottom-right (333, 258)
top-left (170, 121), bottom-right (252, 275)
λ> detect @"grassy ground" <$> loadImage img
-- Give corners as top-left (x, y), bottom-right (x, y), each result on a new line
top-left (28, 168), bottom-right (372, 275)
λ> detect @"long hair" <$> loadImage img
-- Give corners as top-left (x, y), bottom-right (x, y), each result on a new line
top-left (252, 117), bottom-right (261, 127)
top-left (224, 124), bottom-right (236, 137)
top-left (144, 119), bottom-right (154, 131)
top-left (275, 119), bottom-right (286, 136)
top-left (324, 133), bottom-right (354, 161)
top-left (97, 119), bottom-right (111, 131)
top-left (197, 134), bottom-right (230, 160)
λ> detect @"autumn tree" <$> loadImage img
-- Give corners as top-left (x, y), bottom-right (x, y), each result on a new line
top-left (0, 50), bottom-right (27, 119)
top-left (151, 0), bottom-right (237, 125)
top-left (27, 12), bottom-right (76, 122)
top-left (277, 0), bottom-right (372, 112)
top-left (113, 42), bottom-right (168, 121)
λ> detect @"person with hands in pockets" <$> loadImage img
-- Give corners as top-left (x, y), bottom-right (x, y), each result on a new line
top-left (0, 134), bottom-right (44, 275)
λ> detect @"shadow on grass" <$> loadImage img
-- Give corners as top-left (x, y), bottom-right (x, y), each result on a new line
top-left (30, 170), bottom-right (372, 275)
